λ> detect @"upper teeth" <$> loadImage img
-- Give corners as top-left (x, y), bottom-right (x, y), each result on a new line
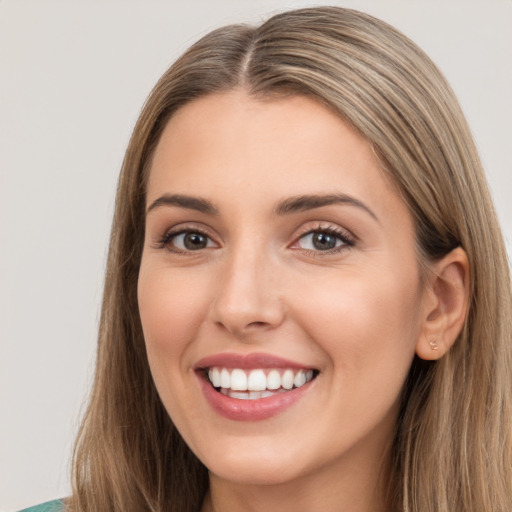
top-left (208, 367), bottom-right (314, 391)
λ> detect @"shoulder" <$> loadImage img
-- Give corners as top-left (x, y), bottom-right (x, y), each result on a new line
top-left (18, 499), bottom-right (64, 512)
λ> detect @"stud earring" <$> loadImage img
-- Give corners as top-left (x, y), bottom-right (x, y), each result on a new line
top-left (429, 340), bottom-right (439, 351)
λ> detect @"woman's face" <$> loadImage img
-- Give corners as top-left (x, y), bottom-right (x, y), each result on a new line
top-left (138, 91), bottom-right (430, 488)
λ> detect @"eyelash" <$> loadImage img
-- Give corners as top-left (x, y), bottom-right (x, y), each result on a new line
top-left (157, 226), bottom-right (216, 254)
top-left (156, 223), bottom-right (355, 255)
top-left (291, 224), bottom-right (355, 256)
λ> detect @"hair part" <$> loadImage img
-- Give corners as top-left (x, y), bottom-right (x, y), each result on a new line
top-left (69, 7), bottom-right (512, 512)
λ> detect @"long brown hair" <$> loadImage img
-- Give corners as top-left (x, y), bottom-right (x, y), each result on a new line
top-left (69, 7), bottom-right (512, 511)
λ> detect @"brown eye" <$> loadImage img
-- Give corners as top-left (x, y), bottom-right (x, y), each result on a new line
top-left (163, 230), bottom-right (216, 252)
top-left (183, 232), bottom-right (208, 250)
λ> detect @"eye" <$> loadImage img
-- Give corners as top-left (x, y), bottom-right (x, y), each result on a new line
top-left (160, 229), bottom-right (217, 252)
top-left (294, 227), bottom-right (354, 252)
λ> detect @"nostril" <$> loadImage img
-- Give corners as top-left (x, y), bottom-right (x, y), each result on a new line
top-left (247, 321), bottom-right (268, 328)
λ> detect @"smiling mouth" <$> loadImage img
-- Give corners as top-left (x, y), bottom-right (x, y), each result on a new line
top-left (205, 367), bottom-right (318, 400)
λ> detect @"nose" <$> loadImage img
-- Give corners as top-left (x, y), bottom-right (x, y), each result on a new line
top-left (209, 244), bottom-right (285, 337)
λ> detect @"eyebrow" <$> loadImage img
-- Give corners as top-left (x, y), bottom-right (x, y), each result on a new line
top-left (146, 194), bottom-right (218, 215)
top-left (146, 192), bottom-right (378, 221)
top-left (273, 193), bottom-right (378, 221)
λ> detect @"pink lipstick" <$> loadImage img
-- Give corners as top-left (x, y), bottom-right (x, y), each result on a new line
top-left (195, 352), bottom-right (318, 421)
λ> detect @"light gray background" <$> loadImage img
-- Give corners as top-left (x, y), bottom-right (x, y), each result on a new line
top-left (1, 1), bottom-right (510, 510)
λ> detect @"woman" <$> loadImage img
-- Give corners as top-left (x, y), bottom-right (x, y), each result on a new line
top-left (24, 6), bottom-right (512, 512)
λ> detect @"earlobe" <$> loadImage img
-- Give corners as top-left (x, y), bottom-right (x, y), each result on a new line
top-left (416, 247), bottom-right (470, 361)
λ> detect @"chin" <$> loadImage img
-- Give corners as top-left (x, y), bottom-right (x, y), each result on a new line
top-left (207, 458), bottom-right (303, 486)
top-left (194, 434), bottom-right (323, 487)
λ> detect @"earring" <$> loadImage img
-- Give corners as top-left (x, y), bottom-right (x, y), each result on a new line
top-left (429, 340), bottom-right (439, 351)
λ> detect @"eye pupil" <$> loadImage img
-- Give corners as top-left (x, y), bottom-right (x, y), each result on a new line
top-left (184, 232), bottom-right (207, 250)
top-left (312, 232), bottom-right (337, 250)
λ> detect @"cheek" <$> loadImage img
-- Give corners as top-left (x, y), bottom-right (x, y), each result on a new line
top-left (137, 263), bottom-right (216, 401)
top-left (138, 264), bottom-right (209, 347)
top-left (137, 263), bottom-right (214, 425)
top-left (291, 265), bottom-right (422, 382)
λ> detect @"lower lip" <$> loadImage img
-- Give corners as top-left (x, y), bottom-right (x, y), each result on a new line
top-left (197, 373), bottom-right (314, 421)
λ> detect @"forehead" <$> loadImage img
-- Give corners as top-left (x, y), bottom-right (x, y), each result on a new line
top-left (147, 90), bottom-right (405, 220)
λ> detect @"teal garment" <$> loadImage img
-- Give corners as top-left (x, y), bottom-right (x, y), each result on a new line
top-left (18, 499), bottom-right (64, 512)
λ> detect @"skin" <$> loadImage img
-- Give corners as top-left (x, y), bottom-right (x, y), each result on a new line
top-left (137, 90), bottom-right (468, 512)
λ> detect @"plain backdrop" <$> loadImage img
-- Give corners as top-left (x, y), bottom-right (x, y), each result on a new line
top-left (0, 1), bottom-right (510, 510)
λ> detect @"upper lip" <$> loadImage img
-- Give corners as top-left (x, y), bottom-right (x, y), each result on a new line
top-left (194, 352), bottom-right (316, 370)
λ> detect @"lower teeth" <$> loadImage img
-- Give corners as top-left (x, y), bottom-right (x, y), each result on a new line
top-left (218, 388), bottom-right (289, 400)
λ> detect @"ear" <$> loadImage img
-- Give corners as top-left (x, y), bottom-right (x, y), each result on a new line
top-left (416, 247), bottom-right (470, 360)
